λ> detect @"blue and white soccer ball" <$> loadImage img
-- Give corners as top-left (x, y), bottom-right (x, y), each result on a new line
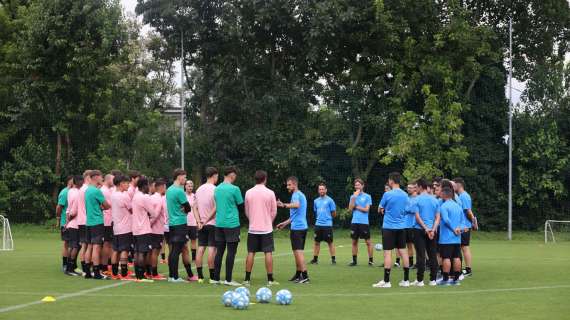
top-left (231, 292), bottom-right (250, 310)
top-left (374, 243), bottom-right (383, 251)
top-left (235, 286), bottom-right (251, 298)
top-left (222, 290), bottom-right (234, 307)
top-left (255, 287), bottom-right (272, 303)
top-left (275, 289), bottom-right (293, 305)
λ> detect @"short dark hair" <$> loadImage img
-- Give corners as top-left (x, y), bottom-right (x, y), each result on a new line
top-left (441, 187), bottom-right (454, 197)
top-left (433, 177), bottom-right (443, 184)
top-left (354, 178), bottom-right (365, 185)
top-left (172, 168), bottom-right (187, 180)
top-left (89, 170), bottom-right (103, 178)
top-left (154, 178), bottom-right (166, 188)
top-left (110, 169), bottom-right (123, 177)
top-left (441, 179), bottom-right (453, 190)
top-left (254, 170), bottom-right (267, 184)
top-left (137, 176), bottom-right (149, 194)
top-left (73, 175), bottom-right (84, 186)
top-left (389, 172), bottom-right (401, 184)
top-left (65, 175), bottom-right (74, 183)
top-left (453, 177), bottom-right (466, 188)
top-left (224, 166), bottom-right (238, 176)
top-left (318, 182), bottom-right (327, 188)
top-left (287, 176), bottom-right (298, 184)
top-left (417, 178), bottom-right (428, 190)
top-left (83, 170), bottom-right (92, 178)
top-left (113, 175), bottom-right (130, 186)
top-left (129, 170), bottom-right (141, 180)
top-left (205, 167), bottom-right (218, 178)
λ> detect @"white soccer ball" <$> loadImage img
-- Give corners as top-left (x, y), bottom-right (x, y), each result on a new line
top-left (235, 286), bottom-right (251, 298)
top-left (232, 292), bottom-right (250, 310)
top-left (374, 243), bottom-right (383, 251)
top-left (255, 287), bottom-right (272, 303)
top-left (275, 289), bottom-right (293, 305)
top-left (222, 290), bottom-right (234, 307)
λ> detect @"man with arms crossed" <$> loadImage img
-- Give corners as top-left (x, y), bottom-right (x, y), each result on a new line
top-left (243, 170), bottom-right (278, 287)
top-left (111, 175), bottom-right (133, 279)
top-left (77, 170), bottom-right (91, 275)
top-left (100, 173), bottom-right (115, 275)
top-left (348, 178), bottom-right (373, 266)
top-left (310, 183), bottom-right (337, 265)
top-left (453, 177), bottom-right (477, 277)
top-left (84, 170), bottom-right (111, 279)
top-left (149, 179), bottom-right (167, 280)
top-left (437, 187), bottom-right (463, 285)
top-left (195, 167), bottom-right (219, 283)
top-left (64, 175), bottom-right (83, 276)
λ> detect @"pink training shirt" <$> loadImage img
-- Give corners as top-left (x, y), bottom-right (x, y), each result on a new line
top-left (101, 185), bottom-right (113, 227)
top-left (186, 193), bottom-right (197, 226)
top-left (195, 183), bottom-right (216, 226)
top-left (244, 184), bottom-right (277, 233)
top-left (76, 184), bottom-right (88, 226)
top-left (127, 184), bottom-right (137, 200)
top-left (150, 192), bottom-right (165, 235)
top-left (65, 188), bottom-right (80, 229)
top-left (163, 196), bottom-right (169, 232)
top-left (132, 191), bottom-right (157, 236)
top-left (112, 190), bottom-right (132, 235)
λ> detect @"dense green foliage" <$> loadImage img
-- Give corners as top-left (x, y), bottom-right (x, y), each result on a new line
top-left (1, 0), bottom-right (569, 230)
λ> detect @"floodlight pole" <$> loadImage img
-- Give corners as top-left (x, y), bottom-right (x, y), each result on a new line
top-left (180, 31), bottom-right (185, 170)
top-left (508, 17), bottom-right (513, 241)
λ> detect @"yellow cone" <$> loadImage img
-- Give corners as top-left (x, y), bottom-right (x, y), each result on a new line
top-left (41, 296), bottom-right (56, 302)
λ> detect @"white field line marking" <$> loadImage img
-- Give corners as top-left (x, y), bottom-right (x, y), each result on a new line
top-left (0, 282), bottom-right (126, 314)
top-left (2, 284), bottom-right (569, 299)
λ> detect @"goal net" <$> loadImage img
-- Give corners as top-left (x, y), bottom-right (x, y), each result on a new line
top-left (0, 215), bottom-right (13, 251)
top-left (544, 220), bottom-right (570, 243)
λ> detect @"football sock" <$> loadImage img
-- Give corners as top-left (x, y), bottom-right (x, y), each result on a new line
top-left (443, 272), bottom-right (450, 281)
top-left (62, 257), bottom-right (67, 267)
top-left (112, 263), bottom-right (119, 276)
top-left (245, 271), bottom-right (251, 281)
top-left (466, 267), bottom-right (472, 273)
top-left (152, 267), bottom-right (159, 276)
top-left (302, 271), bottom-right (308, 279)
top-left (93, 265), bottom-right (101, 278)
top-left (184, 263), bottom-right (194, 278)
top-left (191, 249), bottom-right (196, 261)
top-left (161, 253), bottom-right (166, 260)
top-left (453, 271), bottom-right (461, 281)
top-left (331, 256), bottom-right (336, 262)
top-left (120, 263), bottom-right (128, 277)
top-left (209, 268), bottom-right (215, 280)
top-left (384, 268), bottom-right (391, 282)
top-left (404, 267), bottom-right (410, 281)
top-left (267, 273), bottom-right (274, 282)
top-left (313, 256), bottom-right (318, 262)
top-left (352, 255), bottom-right (357, 264)
top-left (396, 258), bottom-right (400, 264)
top-left (410, 256), bottom-right (414, 266)
top-left (197, 267), bottom-right (204, 279)
top-left (369, 257), bottom-right (373, 263)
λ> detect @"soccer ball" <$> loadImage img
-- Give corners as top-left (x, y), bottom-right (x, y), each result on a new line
top-left (235, 286), bottom-right (251, 298)
top-left (231, 292), bottom-right (250, 310)
top-left (255, 287), bottom-right (272, 303)
top-left (275, 289), bottom-right (293, 305)
top-left (222, 290), bottom-right (234, 307)
top-left (374, 243), bottom-right (383, 251)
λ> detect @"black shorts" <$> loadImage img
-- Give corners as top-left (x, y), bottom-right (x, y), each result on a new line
top-left (150, 234), bottom-right (163, 250)
top-left (66, 228), bottom-right (80, 249)
top-left (350, 223), bottom-right (370, 240)
top-left (198, 225), bottom-right (216, 247)
top-left (86, 224), bottom-right (105, 245)
top-left (405, 228), bottom-right (415, 243)
top-left (247, 233), bottom-right (274, 253)
top-left (439, 244), bottom-right (461, 259)
top-left (290, 230), bottom-right (307, 251)
top-left (60, 227), bottom-right (69, 241)
top-left (188, 226), bottom-right (198, 240)
top-left (134, 234), bottom-right (152, 253)
top-left (113, 233), bottom-right (133, 252)
top-left (164, 231), bottom-right (170, 244)
top-left (169, 225), bottom-right (189, 243)
top-left (215, 227), bottom-right (241, 243)
top-left (461, 230), bottom-right (471, 246)
top-left (382, 229), bottom-right (406, 250)
top-left (314, 226), bottom-right (334, 243)
top-left (104, 226), bottom-right (114, 242)
top-left (78, 225), bottom-right (87, 244)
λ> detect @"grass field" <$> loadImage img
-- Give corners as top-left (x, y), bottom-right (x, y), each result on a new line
top-left (1, 225), bottom-right (570, 320)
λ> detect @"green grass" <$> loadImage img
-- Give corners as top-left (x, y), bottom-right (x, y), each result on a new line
top-left (1, 225), bottom-right (569, 320)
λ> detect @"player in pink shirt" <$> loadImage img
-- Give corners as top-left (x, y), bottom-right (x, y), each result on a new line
top-left (77, 170), bottom-right (91, 275)
top-left (194, 167), bottom-right (219, 282)
top-left (148, 179), bottom-right (167, 280)
top-left (127, 170), bottom-right (140, 200)
top-left (100, 173), bottom-right (115, 275)
top-left (243, 170), bottom-right (278, 286)
top-left (110, 175), bottom-right (133, 279)
top-left (131, 177), bottom-right (158, 282)
top-left (63, 175), bottom-right (83, 276)
top-left (184, 180), bottom-right (200, 262)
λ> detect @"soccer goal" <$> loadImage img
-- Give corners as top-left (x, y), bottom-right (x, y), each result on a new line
top-left (544, 220), bottom-right (570, 244)
top-left (0, 215), bottom-right (14, 251)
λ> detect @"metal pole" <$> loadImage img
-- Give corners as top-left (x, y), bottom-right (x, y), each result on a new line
top-left (508, 17), bottom-right (513, 240)
top-left (180, 31), bottom-right (185, 170)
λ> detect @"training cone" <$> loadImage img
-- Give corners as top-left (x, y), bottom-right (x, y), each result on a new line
top-left (41, 296), bottom-right (56, 302)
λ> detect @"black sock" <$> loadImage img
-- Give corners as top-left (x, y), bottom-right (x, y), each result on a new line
top-left (302, 271), bottom-right (308, 279)
top-left (209, 268), bottom-right (215, 280)
top-left (352, 255), bottom-right (357, 264)
top-left (134, 265), bottom-right (142, 279)
top-left (453, 271), bottom-right (461, 281)
top-left (313, 256), bottom-right (318, 261)
top-left (93, 265), bottom-right (101, 278)
top-left (267, 273), bottom-right (274, 282)
top-left (404, 267), bottom-right (410, 281)
top-left (184, 263), bottom-right (194, 278)
top-left (331, 256), bottom-right (336, 262)
top-left (120, 264), bottom-right (128, 277)
top-left (161, 253), bottom-right (165, 260)
top-left (224, 242), bottom-right (238, 282)
top-left (295, 270), bottom-right (301, 279)
top-left (396, 258), bottom-right (400, 264)
top-left (152, 267), bottom-right (158, 276)
top-left (85, 263), bottom-right (92, 277)
top-left (81, 261), bottom-right (86, 273)
top-left (197, 267), bottom-right (204, 279)
top-left (99, 264), bottom-right (105, 273)
top-left (369, 257), bottom-right (373, 263)
top-left (112, 264), bottom-right (119, 276)
top-left (466, 267), bottom-right (472, 273)
top-left (66, 259), bottom-right (74, 272)
top-left (191, 249), bottom-right (196, 261)
top-left (146, 265), bottom-right (152, 275)
top-left (443, 272), bottom-right (450, 281)
top-left (384, 268), bottom-right (391, 282)
top-left (245, 271), bottom-right (251, 281)
top-left (410, 256), bottom-right (414, 265)
top-left (62, 256), bottom-right (67, 267)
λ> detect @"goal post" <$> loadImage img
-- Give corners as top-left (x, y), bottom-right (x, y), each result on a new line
top-left (545, 220), bottom-right (570, 244)
top-left (0, 215), bottom-right (13, 251)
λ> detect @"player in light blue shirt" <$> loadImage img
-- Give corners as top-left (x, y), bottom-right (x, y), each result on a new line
top-left (437, 187), bottom-right (463, 285)
top-left (310, 183), bottom-right (337, 265)
top-left (402, 182), bottom-right (418, 268)
top-left (277, 176), bottom-right (310, 283)
top-left (453, 177), bottom-right (477, 277)
top-left (373, 172), bottom-right (411, 288)
top-left (348, 178), bottom-right (373, 266)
